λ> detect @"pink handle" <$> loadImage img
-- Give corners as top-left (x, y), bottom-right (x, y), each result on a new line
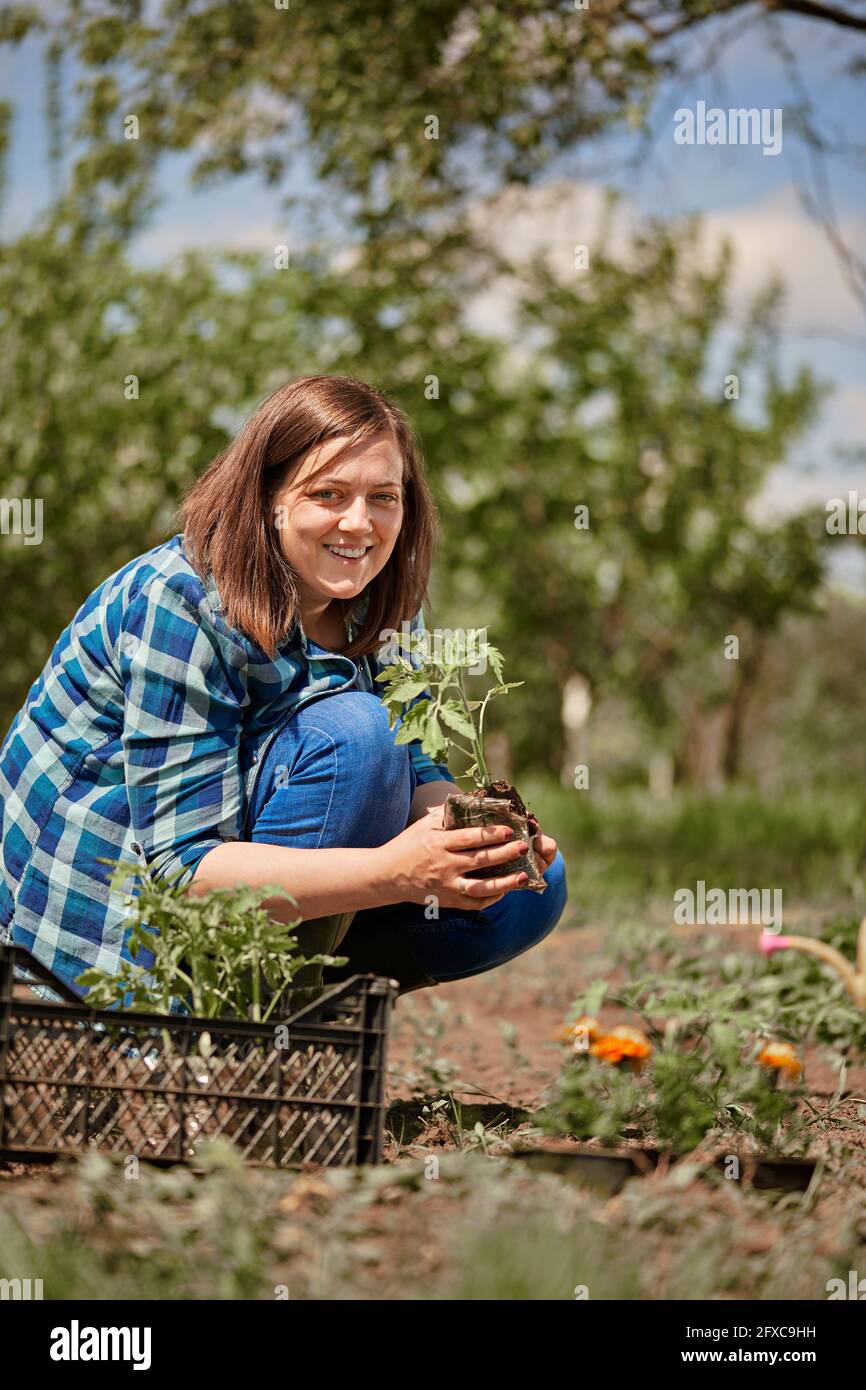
top-left (760, 932), bottom-right (792, 955)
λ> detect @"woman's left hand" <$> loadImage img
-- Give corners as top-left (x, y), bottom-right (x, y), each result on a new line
top-left (533, 830), bottom-right (558, 871)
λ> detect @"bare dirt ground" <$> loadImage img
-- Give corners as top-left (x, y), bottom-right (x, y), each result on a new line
top-left (387, 924), bottom-right (591, 1109)
top-left (3, 918), bottom-right (866, 1300)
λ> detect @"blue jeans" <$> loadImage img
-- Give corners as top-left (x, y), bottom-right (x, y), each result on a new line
top-left (246, 689), bottom-right (567, 991)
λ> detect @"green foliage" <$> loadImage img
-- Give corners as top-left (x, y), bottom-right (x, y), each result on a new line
top-left (0, 1143), bottom-right (277, 1300)
top-left (0, 1139), bottom-right (862, 1302)
top-left (649, 1049), bottom-right (726, 1150)
top-left (388, 994), bottom-right (463, 1095)
top-left (617, 925), bottom-right (866, 1069)
top-left (535, 915), bottom-right (854, 1151)
top-left (457, 225), bottom-right (824, 779)
top-left (521, 778), bottom-right (866, 917)
top-left (541, 1055), bottom-right (647, 1146)
top-left (451, 1211), bottom-right (645, 1301)
top-left (539, 1028), bottom-right (805, 1155)
top-left (376, 627), bottom-right (521, 786)
top-left (0, 6), bottom-right (844, 790)
top-left (76, 861), bottom-right (345, 1022)
top-left (9, 1), bottom-right (855, 236)
top-left (0, 212), bottom-right (321, 731)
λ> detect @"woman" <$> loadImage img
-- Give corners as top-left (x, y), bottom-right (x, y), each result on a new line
top-left (0, 374), bottom-right (567, 1004)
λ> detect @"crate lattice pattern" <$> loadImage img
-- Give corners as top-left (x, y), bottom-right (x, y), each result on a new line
top-left (0, 947), bottom-right (394, 1168)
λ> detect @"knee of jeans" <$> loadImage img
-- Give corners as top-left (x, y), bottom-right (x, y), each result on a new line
top-left (545, 849), bottom-right (567, 906)
top-left (298, 690), bottom-right (408, 773)
top-left (418, 849), bottom-right (569, 982)
top-left (328, 689), bottom-right (400, 746)
top-left (530, 850), bottom-right (568, 944)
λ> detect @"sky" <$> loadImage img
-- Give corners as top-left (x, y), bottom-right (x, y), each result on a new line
top-left (2, 6), bottom-right (864, 582)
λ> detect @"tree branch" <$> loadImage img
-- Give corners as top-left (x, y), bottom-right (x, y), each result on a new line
top-left (762, 0), bottom-right (866, 31)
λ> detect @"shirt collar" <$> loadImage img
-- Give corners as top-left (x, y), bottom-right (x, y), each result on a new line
top-left (204, 568), bottom-right (224, 614)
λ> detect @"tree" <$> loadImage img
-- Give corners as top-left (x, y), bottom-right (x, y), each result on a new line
top-left (406, 211), bottom-right (828, 785)
top-left (0, 188), bottom-right (829, 784)
top-left (0, 186), bottom-right (529, 730)
top-left (0, 3), bottom-right (841, 784)
top-left (0, 203), bottom-right (311, 727)
top-left (3, 0), bottom-right (865, 293)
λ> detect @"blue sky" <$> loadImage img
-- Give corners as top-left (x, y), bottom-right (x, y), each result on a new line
top-left (2, 9), bottom-right (864, 578)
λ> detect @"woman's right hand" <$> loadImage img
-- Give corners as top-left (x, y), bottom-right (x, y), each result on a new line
top-left (377, 804), bottom-right (530, 910)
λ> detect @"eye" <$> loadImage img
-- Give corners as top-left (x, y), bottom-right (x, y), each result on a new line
top-left (310, 488), bottom-right (339, 500)
top-left (373, 493), bottom-right (400, 503)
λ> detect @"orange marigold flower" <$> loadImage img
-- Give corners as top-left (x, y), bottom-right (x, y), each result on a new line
top-left (757, 1041), bottom-right (802, 1077)
top-left (590, 1026), bottom-right (653, 1068)
top-left (551, 1014), bottom-right (603, 1046)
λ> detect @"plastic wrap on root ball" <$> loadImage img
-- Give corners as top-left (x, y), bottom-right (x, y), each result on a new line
top-left (443, 791), bottom-right (547, 893)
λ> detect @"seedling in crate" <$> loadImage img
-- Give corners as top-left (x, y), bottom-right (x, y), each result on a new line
top-left (376, 629), bottom-right (547, 892)
top-left (78, 861), bottom-right (346, 1026)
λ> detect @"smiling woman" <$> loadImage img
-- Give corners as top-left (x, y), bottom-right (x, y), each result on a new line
top-left (0, 373), bottom-right (566, 1006)
top-left (272, 431), bottom-right (407, 649)
top-left (180, 374), bottom-right (434, 665)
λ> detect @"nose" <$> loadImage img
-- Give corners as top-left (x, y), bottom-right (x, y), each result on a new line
top-left (338, 495), bottom-right (373, 534)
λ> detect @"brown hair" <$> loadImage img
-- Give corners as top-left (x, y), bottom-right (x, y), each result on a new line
top-left (180, 374), bottom-right (438, 660)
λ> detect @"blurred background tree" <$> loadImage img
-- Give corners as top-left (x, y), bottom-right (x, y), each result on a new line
top-left (4, 1), bottom-right (864, 267)
top-left (0, 0), bottom-right (863, 821)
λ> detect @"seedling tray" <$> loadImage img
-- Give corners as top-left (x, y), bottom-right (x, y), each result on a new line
top-left (512, 1142), bottom-right (817, 1197)
top-left (0, 944), bottom-right (396, 1169)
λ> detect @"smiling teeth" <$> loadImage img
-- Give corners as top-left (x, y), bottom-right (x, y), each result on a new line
top-left (327, 545), bottom-right (368, 558)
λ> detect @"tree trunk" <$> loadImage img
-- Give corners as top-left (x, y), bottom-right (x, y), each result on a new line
top-left (721, 634), bottom-right (766, 783)
top-left (679, 701), bottom-right (729, 793)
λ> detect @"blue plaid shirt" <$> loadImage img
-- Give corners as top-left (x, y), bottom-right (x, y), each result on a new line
top-left (0, 532), bottom-right (454, 999)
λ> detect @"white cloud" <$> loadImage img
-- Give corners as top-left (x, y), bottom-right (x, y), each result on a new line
top-left (751, 462), bottom-right (865, 522)
top-left (467, 177), bottom-right (864, 338)
top-left (134, 215), bottom-right (287, 263)
top-left (466, 180), bottom-right (636, 336)
top-left (465, 177), bottom-right (866, 479)
top-left (750, 384), bottom-right (866, 523)
top-left (835, 382), bottom-right (866, 432)
top-left (698, 184), bottom-right (866, 333)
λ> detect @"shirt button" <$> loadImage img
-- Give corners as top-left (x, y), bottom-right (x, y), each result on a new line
top-left (251, 752), bottom-right (258, 763)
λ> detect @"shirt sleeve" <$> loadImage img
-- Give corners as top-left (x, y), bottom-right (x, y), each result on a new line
top-left (403, 608), bottom-right (456, 788)
top-left (118, 578), bottom-right (248, 888)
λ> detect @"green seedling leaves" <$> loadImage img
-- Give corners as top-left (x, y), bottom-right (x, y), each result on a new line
top-left (375, 625), bottom-right (521, 787)
top-left (379, 678), bottom-right (430, 706)
top-left (78, 859), bottom-right (346, 1021)
top-left (569, 979), bottom-right (609, 1021)
top-left (485, 645), bottom-right (505, 683)
top-left (438, 700), bottom-right (476, 740)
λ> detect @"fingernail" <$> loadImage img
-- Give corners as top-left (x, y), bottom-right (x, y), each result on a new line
top-left (518, 872), bottom-right (528, 884)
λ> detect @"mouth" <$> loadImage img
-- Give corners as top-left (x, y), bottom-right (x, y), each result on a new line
top-left (323, 543), bottom-right (374, 564)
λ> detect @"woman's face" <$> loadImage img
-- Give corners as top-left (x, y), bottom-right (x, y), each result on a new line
top-left (274, 431), bottom-right (405, 609)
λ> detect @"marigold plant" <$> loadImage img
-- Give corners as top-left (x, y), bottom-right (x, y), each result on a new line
top-left (757, 1041), bottom-right (803, 1078)
top-left (540, 989), bottom-right (807, 1152)
top-left (590, 1025), bottom-right (653, 1069)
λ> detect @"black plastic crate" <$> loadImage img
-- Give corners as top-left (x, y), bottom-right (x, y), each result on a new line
top-left (0, 944), bottom-right (396, 1169)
